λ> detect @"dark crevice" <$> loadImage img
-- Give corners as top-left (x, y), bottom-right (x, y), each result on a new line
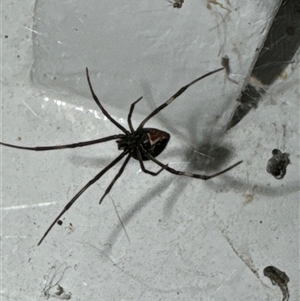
top-left (226, 0), bottom-right (300, 131)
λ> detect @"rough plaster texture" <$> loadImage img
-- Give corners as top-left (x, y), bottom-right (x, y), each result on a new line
top-left (1, 0), bottom-right (299, 300)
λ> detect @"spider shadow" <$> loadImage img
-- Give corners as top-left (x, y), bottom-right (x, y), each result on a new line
top-left (69, 150), bottom-right (186, 252)
top-left (68, 149), bottom-right (182, 251)
top-left (186, 138), bottom-right (235, 172)
top-left (141, 78), bottom-right (239, 171)
top-left (163, 117), bottom-right (241, 218)
top-left (139, 80), bottom-right (242, 219)
top-left (161, 142), bottom-right (236, 221)
top-left (102, 175), bottom-right (175, 256)
top-left (69, 154), bottom-right (113, 169)
top-left (186, 95), bottom-right (240, 168)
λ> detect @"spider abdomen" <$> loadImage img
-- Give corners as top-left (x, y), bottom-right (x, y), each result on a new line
top-left (117, 128), bottom-right (170, 161)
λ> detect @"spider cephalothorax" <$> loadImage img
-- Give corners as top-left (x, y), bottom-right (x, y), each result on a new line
top-left (0, 67), bottom-right (242, 245)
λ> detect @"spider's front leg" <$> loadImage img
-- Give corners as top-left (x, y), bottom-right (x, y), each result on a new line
top-left (127, 96), bottom-right (143, 133)
top-left (137, 67), bottom-right (224, 130)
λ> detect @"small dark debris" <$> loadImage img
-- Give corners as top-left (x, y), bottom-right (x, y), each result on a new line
top-left (57, 220), bottom-right (63, 226)
top-left (168, 0), bottom-right (184, 9)
top-left (221, 56), bottom-right (230, 74)
top-left (55, 284), bottom-right (64, 296)
top-left (221, 56), bottom-right (239, 84)
top-left (266, 149), bottom-right (290, 179)
top-left (286, 26), bottom-right (294, 35)
top-left (264, 266), bottom-right (289, 301)
top-left (4, 35), bottom-right (8, 38)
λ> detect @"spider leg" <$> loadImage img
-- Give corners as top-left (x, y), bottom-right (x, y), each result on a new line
top-left (127, 96), bottom-right (143, 133)
top-left (0, 135), bottom-right (123, 151)
top-left (143, 149), bottom-right (242, 180)
top-left (37, 151), bottom-right (128, 245)
top-left (99, 154), bottom-right (131, 204)
top-left (137, 67), bottom-right (224, 130)
top-left (86, 68), bottom-right (129, 134)
top-left (137, 148), bottom-right (165, 176)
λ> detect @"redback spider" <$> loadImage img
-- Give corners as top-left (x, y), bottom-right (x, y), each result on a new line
top-left (0, 67), bottom-right (242, 245)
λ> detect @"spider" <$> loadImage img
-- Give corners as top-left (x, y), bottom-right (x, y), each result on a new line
top-left (0, 67), bottom-right (242, 245)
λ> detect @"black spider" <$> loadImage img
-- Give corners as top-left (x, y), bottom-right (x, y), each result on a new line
top-left (0, 67), bottom-right (242, 245)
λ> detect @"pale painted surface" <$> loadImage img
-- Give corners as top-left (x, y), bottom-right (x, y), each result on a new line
top-left (1, 1), bottom-right (299, 300)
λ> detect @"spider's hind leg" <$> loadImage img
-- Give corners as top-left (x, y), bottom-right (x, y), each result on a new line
top-left (137, 148), bottom-right (165, 176)
top-left (99, 154), bottom-right (131, 204)
top-left (143, 150), bottom-right (242, 180)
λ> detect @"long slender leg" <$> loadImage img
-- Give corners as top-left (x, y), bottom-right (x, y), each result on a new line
top-left (137, 67), bottom-right (224, 130)
top-left (86, 68), bottom-right (129, 135)
top-left (127, 96), bottom-right (143, 133)
top-left (99, 154), bottom-right (131, 204)
top-left (142, 148), bottom-right (242, 180)
top-left (37, 151), bottom-right (128, 246)
top-left (0, 135), bottom-right (123, 151)
top-left (137, 147), bottom-right (165, 176)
